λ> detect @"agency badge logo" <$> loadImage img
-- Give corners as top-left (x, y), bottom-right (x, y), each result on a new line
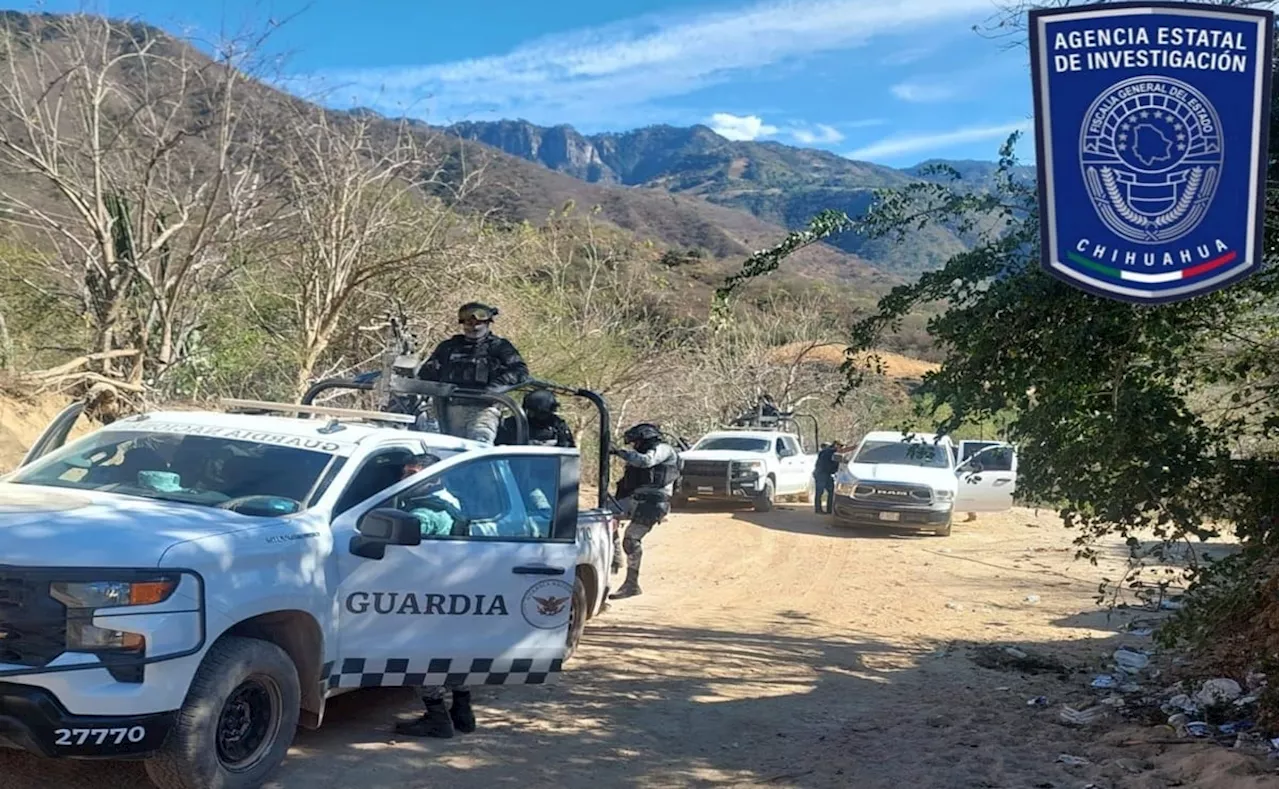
top-left (521, 579), bottom-right (574, 630)
top-left (1030, 3), bottom-right (1275, 304)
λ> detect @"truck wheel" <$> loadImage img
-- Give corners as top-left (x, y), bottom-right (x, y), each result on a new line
top-left (753, 480), bottom-right (775, 513)
top-left (144, 636), bottom-right (300, 789)
top-left (932, 517), bottom-right (953, 537)
top-left (565, 575), bottom-right (589, 661)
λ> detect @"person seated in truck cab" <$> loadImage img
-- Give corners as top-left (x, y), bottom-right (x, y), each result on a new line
top-left (395, 454), bottom-right (461, 537)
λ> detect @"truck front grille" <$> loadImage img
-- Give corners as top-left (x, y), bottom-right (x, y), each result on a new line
top-left (853, 482), bottom-right (934, 504)
top-left (0, 570), bottom-right (66, 668)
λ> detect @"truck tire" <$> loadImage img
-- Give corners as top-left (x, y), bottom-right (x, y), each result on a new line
top-left (932, 516), bottom-right (953, 537)
top-left (753, 479), bottom-right (775, 513)
top-left (144, 636), bottom-right (300, 789)
top-left (565, 575), bottom-right (589, 661)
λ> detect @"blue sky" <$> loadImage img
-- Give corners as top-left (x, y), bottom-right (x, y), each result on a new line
top-left (25, 0), bottom-right (1038, 166)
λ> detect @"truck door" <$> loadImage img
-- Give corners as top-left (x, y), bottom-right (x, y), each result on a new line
top-left (954, 444), bottom-right (1018, 513)
top-left (330, 450), bottom-right (579, 691)
top-left (16, 401), bottom-right (87, 468)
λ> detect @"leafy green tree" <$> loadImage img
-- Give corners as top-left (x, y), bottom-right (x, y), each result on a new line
top-left (717, 0), bottom-right (1278, 685)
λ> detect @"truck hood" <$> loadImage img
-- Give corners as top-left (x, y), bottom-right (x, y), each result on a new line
top-left (679, 450), bottom-right (770, 462)
top-left (840, 463), bottom-right (957, 490)
top-left (0, 482), bottom-right (269, 568)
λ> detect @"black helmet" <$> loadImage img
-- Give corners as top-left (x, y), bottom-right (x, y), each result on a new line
top-left (523, 389), bottom-right (558, 414)
top-left (623, 423), bottom-right (662, 446)
top-left (458, 302), bottom-right (499, 323)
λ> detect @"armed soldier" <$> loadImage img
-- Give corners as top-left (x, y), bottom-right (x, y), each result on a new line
top-left (608, 423), bottom-right (680, 599)
top-left (496, 389), bottom-right (575, 448)
top-left (418, 302), bottom-right (529, 445)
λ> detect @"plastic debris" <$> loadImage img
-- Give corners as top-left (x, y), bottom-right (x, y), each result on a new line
top-left (1024, 594), bottom-right (1041, 604)
top-left (1100, 695), bottom-right (1126, 707)
top-left (1195, 678), bottom-right (1243, 707)
top-left (1056, 754), bottom-right (1091, 766)
top-left (1059, 704), bottom-right (1107, 726)
top-left (1028, 696), bottom-right (1049, 707)
top-left (1185, 721), bottom-right (1212, 738)
top-left (945, 601), bottom-right (965, 611)
top-left (1112, 647), bottom-right (1150, 673)
top-left (1218, 720), bottom-right (1254, 735)
top-left (1161, 694), bottom-right (1199, 716)
top-left (1091, 675), bottom-right (1119, 689)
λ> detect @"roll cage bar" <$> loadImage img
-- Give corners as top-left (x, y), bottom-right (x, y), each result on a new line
top-left (300, 373), bottom-right (612, 510)
top-left (728, 404), bottom-right (820, 453)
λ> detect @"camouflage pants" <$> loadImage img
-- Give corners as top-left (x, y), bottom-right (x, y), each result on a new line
top-left (442, 403), bottom-right (501, 445)
top-left (620, 494), bottom-right (668, 575)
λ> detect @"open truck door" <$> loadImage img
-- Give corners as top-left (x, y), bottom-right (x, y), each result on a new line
top-left (15, 401), bottom-right (87, 469)
top-left (954, 443), bottom-right (1018, 513)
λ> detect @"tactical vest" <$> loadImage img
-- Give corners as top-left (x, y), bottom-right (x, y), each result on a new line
top-left (528, 418), bottom-right (559, 446)
top-left (619, 444), bottom-right (680, 493)
top-left (442, 337), bottom-right (494, 387)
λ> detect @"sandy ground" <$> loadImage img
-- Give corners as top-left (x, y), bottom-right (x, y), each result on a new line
top-left (2, 503), bottom-right (1274, 789)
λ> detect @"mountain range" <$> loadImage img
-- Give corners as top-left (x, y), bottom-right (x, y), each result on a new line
top-left (445, 119), bottom-right (1037, 275)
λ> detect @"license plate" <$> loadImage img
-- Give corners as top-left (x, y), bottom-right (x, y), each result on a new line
top-left (878, 511), bottom-right (900, 522)
top-left (697, 486), bottom-right (713, 494)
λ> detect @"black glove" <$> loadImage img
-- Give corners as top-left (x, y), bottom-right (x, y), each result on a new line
top-left (608, 447), bottom-right (626, 457)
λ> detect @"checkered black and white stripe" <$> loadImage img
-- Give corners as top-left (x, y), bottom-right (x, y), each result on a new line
top-left (323, 657), bottom-right (564, 690)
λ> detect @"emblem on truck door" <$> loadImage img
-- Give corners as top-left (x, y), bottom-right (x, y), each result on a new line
top-left (521, 579), bottom-right (574, 629)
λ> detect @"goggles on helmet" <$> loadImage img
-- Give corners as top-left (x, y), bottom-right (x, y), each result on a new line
top-left (458, 304), bottom-right (497, 323)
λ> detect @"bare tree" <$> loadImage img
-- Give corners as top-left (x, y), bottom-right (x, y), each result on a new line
top-left (0, 13), bottom-right (274, 388)
top-left (267, 103), bottom-right (477, 396)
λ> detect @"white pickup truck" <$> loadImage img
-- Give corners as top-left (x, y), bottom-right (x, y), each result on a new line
top-left (832, 431), bottom-right (1018, 536)
top-left (675, 422), bottom-right (819, 512)
top-left (0, 385), bottom-right (616, 789)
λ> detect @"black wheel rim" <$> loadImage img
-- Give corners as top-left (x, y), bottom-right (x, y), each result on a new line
top-left (216, 675), bottom-right (283, 772)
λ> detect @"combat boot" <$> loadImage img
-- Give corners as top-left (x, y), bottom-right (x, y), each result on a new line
top-left (449, 690), bottom-right (476, 733)
top-left (395, 701), bottom-right (454, 738)
top-left (610, 569), bottom-right (642, 599)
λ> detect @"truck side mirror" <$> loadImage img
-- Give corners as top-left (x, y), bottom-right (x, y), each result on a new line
top-left (350, 508), bottom-right (422, 560)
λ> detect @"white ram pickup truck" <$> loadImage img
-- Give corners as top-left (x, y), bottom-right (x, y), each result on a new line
top-left (0, 397), bottom-right (615, 789)
top-left (832, 431), bottom-right (1018, 536)
top-left (675, 428), bottom-right (818, 512)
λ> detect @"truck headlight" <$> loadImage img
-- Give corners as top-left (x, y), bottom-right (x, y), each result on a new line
top-left (835, 479), bottom-right (857, 497)
top-left (933, 490), bottom-right (954, 502)
top-left (51, 578), bottom-right (178, 610)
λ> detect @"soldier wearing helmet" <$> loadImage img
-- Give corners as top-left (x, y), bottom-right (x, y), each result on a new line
top-left (417, 302), bottom-right (529, 445)
top-left (496, 389), bottom-right (575, 448)
top-left (608, 422), bottom-right (680, 599)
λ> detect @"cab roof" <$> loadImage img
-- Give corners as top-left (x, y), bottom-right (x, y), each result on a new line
top-left (699, 430), bottom-right (797, 441)
top-left (860, 430), bottom-right (951, 445)
top-left (102, 410), bottom-right (480, 455)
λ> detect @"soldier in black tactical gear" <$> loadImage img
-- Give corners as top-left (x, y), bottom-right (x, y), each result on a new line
top-left (418, 302), bottom-right (529, 445)
top-left (608, 422), bottom-right (680, 599)
top-left (496, 389), bottom-right (575, 448)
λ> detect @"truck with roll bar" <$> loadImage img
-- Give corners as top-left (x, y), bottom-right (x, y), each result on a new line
top-left (0, 374), bottom-right (616, 789)
top-left (675, 408), bottom-right (821, 512)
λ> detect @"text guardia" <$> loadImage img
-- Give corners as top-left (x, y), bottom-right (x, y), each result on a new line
top-left (344, 592), bottom-right (509, 616)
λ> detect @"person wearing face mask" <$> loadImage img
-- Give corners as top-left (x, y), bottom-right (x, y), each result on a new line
top-left (417, 302), bottom-right (529, 445)
top-left (496, 389), bottom-right (575, 448)
top-left (608, 422), bottom-right (680, 599)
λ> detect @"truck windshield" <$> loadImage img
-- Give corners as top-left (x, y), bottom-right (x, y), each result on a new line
top-left (853, 440), bottom-right (951, 468)
top-left (8, 430), bottom-right (335, 514)
top-left (693, 437), bottom-right (771, 452)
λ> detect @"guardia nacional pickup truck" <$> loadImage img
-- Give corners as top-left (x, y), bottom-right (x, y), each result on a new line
top-left (0, 377), bottom-right (616, 789)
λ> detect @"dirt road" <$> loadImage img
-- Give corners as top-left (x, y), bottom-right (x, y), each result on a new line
top-left (1, 504), bottom-right (1271, 789)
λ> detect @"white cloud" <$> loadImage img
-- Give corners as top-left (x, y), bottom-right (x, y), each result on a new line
top-left (845, 120), bottom-right (1032, 162)
top-left (791, 123), bottom-right (845, 144)
top-left (709, 113), bottom-right (779, 141)
top-left (890, 80), bottom-right (959, 102)
top-left (291, 0), bottom-right (996, 124)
